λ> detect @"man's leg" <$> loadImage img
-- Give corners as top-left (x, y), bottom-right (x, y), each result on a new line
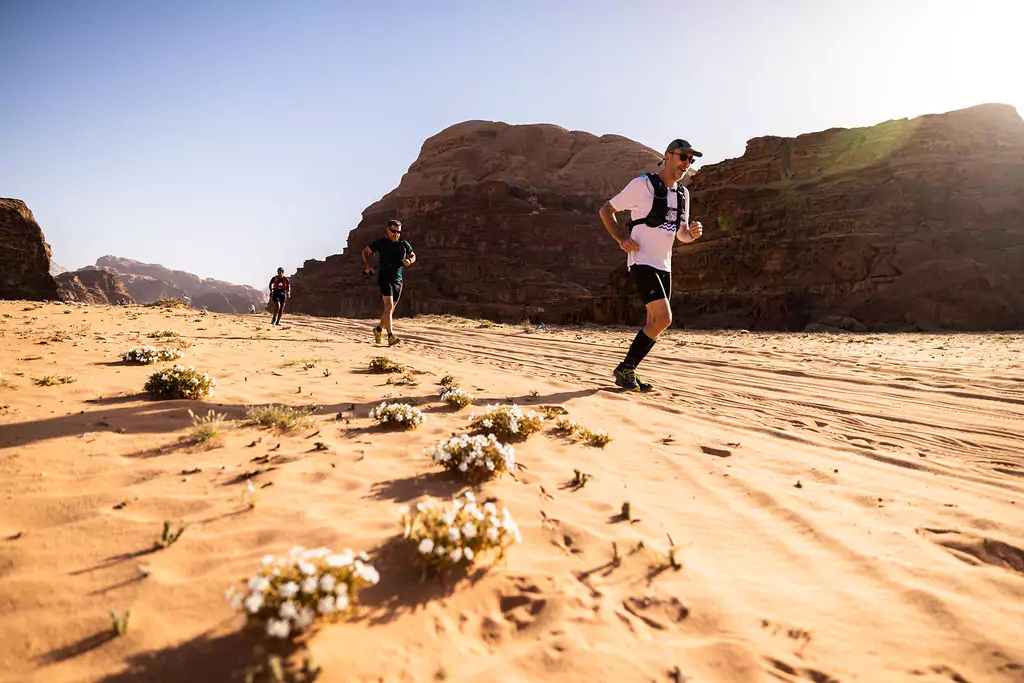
top-left (271, 298), bottom-right (281, 324)
top-left (381, 295), bottom-right (395, 335)
top-left (615, 267), bottom-right (671, 390)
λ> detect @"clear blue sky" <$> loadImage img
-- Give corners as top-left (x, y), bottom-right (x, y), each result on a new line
top-left (1, 0), bottom-right (1018, 289)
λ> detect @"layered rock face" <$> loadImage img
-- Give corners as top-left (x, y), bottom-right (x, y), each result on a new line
top-left (0, 198), bottom-right (59, 301)
top-left (94, 256), bottom-right (265, 313)
top-left (56, 268), bottom-right (133, 304)
top-left (288, 121), bottom-right (661, 320)
top-left (586, 104), bottom-right (1024, 330)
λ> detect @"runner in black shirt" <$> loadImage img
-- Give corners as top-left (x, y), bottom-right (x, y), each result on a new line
top-left (362, 219), bottom-right (415, 345)
top-left (268, 267), bottom-right (290, 326)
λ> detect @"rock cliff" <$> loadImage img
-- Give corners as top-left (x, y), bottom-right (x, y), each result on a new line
top-left (587, 104), bottom-right (1024, 330)
top-left (0, 198), bottom-right (60, 301)
top-left (94, 256), bottom-right (265, 313)
top-left (288, 121), bottom-right (661, 320)
top-left (290, 105), bottom-right (1024, 331)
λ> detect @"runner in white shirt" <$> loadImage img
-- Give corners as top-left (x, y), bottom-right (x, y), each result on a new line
top-left (598, 139), bottom-right (705, 391)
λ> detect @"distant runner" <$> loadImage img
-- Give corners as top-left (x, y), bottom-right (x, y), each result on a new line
top-left (362, 219), bottom-right (415, 346)
top-left (598, 139), bottom-right (704, 391)
top-left (268, 267), bottom-right (290, 326)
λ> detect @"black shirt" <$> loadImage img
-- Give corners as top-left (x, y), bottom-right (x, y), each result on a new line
top-left (369, 238), bottom-right (413, 282)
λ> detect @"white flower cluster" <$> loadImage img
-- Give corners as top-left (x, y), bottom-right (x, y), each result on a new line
top-left (425, 433), bottom-right (515, 483)
top-left (469, 403), bottom-right (543, 442)
top-left (121, 345), bottom-right (183, 364)
top-left (144, 364), bottom-right (216, 400)
top-left (439, 386), bottom-right (474, 409)
top-left (368, 402), bottom-right (426, 429)
top-left (226, 546), bottom-right (379, 640)
top-left (401, 492), bottom-right (521, 570)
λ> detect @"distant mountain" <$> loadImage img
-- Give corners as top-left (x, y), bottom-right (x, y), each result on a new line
top-left (55, 267), bottom-right (132, 304)
top-left (94, 256), bottom-right (266, 313)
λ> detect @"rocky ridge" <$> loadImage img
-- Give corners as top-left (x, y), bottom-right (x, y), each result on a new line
top-left (93, 256), bottom-right (266, 313)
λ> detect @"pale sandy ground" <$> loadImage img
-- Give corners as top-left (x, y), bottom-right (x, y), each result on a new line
top-left (1, 300), bottom-right (1022, 683)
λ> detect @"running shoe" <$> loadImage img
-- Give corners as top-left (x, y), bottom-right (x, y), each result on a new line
top-left (613, 365), bottom-right (640, 391)
top-left (632, 371), bottom-right (653, 392)
top-left (374, 326), bottom-right (383, 344)
top-left (388, 334), bottom-right (401, 347)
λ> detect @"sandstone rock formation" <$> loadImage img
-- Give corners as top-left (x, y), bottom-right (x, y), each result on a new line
top-left (291, 105), bottom-right (1024, 331)
top-left (288, 121), bottom-right (661, 320)
top-left (55, 268), bottom-right (133, 304)
top-left (94, 256), bottom-right (265, 313)
top-left (0, 198), bottom-right (59, 301)
top-left (586, 103), bottom-right (1024, 331)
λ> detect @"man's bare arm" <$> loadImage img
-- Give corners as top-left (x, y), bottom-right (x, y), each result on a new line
top-left (362, 246), bottom-right (374, 273)
top-left (599, 201), bottom-right (639, 253)
top-left (403, 252), bottom-right (416, 267)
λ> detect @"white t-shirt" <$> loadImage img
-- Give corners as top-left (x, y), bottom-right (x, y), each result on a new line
top-left (609, 175), bottom-right (689, 272)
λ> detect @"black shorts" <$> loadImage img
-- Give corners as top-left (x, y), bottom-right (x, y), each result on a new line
top-left (630, 265), bottom-right (671, 305)
top-left (271, 292), bottom-right (287, 304)
top-left (379, 279), bottom-right (403, 302)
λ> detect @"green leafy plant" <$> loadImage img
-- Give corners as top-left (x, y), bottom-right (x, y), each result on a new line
top-left (156, 521), bottom-right (185, 549)
top-left (33, 375), bottom-right (76, 386)
top-left (110, 609), bottom-right (131, 636)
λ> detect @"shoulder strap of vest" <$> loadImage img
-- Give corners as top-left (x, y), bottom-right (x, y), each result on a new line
top-left (626, 173), bottom-right (667, 228)
top-left (673, 185), bottom-right (685, 229)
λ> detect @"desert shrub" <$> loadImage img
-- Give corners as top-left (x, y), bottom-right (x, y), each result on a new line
top-left (226, 546), bottom-right (379, 640)
top-left (400, 492), bottom-right (521, 572)
top-left (121, 345), bottom-right (183, 364)
top-left (439, 374), bottom-right (457, 388)
top-left (33, 375), bottom-right (76, 386)
top-left (439, 387), bottom-right (474, 409)
top-left (368, 402), bottom-right (425, 429)
top-left (144, 365), bottom-right (215, 399)
top-left (426, 433), bottom-right (515, 483)
top-left (468, 404), bottom-right (542, 442)
top-left (368, 356), bottom-right (403, 373)
top-left (189, 409), bottom-right (228, 444)
top-left (245, 404), bottom-right (313, 431)
top-left (148, 329), bottom-right (181, 339)
top-left (554, 417), bottom-right (612, 448)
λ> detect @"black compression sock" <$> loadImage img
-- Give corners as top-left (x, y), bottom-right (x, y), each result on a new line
top-left (621, 329), bottom-right (656, 369)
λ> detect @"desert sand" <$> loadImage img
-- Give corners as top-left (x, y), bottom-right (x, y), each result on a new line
top-left (1, 300), bottom-right (1022, 683)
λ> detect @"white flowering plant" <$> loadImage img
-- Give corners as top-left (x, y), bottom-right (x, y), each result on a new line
top-left (401, 492), bottom-right (522, 571)
top-left (144, 365), bottom-right (216, 400)
top-left (226, 546), bottom-right (380, 640)
top-left (426, 433), bottom-right (515, 483)
top-left (368, 402), bottom-right (426, 429)
top-left (121, 345), bottom-right (183, 364)
top-left (439, 386), bottom-right (474, 409)
top-left (468, 404), bottom-right (543, 442)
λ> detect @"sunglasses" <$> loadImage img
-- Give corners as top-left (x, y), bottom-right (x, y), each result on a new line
top-left (388, 227), bottom-right (401, 234)
top-left (671, 151), bottom-right (694, 162)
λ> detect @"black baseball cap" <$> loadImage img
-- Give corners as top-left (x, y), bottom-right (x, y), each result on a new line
top-left (665, 139), bottom-right (702, 157)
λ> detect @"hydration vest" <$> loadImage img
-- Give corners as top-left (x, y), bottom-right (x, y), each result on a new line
top-left (626, 173), bottom-right (685, 230)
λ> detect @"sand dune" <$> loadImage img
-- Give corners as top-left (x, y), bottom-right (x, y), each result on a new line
top-left (1, 301), bottom-right (1022, 682)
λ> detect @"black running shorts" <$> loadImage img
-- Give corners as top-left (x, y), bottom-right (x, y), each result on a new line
top-left (630, 265), bottom-right (671, 304)
top-left (271, 291), bottom-right (287, 303)
top-left (379, 279), bottom-right (403, 302)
